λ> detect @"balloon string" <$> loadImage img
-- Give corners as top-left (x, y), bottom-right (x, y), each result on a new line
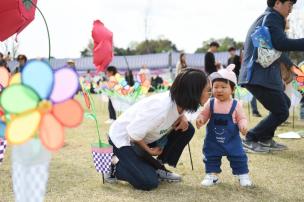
top-left (27, 0), bottom-right (51, 61)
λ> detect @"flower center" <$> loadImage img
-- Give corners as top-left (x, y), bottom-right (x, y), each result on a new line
top-left (38, 100), bottom-right (52, 114)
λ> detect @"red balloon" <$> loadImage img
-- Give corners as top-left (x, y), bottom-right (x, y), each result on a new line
top-left (92, 20), bottom-right (112, 44)
top-left (0, 0), bottom-right (38, 41)
top-left (92, 20), bottom-right (113, 72)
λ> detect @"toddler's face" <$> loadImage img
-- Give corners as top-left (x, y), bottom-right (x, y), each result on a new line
top-left (212, 81), bottom-right (233, 101)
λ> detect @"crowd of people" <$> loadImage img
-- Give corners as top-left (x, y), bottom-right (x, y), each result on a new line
top-left (0, 52), bottom-right (28, 74)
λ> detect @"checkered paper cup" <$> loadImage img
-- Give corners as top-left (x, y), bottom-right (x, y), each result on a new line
top-left (0, 138), bottom-right (7, 165)
top-left (12, 139), bottom-right (52, 202)
top-left (91, 143), bottom-right (113, 174)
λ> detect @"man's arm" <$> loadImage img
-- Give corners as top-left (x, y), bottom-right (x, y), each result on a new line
top-left (267, 13), bottom-right (304, 52)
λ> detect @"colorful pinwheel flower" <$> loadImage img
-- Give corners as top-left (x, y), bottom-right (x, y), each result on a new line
top-left (0, 60), bottom-right (83, 151)
top-left (235, 85), bottom-right (253, 103)
top-left (292, 66), bottom-right (304, 94)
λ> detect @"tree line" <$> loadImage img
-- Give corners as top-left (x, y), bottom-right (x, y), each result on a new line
top-left (80, 37), bottom-right (244, 57)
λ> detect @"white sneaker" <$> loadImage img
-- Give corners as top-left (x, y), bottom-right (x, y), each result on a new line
top-left (104, 119), bottom-right (115, 124)
top-left (156, 169), bottom-right (182, 182)
top-left (238, 174), bottom-right (252, 187)
top-left (201, 174), bottom-right (219, 187)
top-left (104, 164), bottom-right (117, 184)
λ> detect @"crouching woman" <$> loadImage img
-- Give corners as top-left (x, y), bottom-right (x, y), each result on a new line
top-left (108, 69), bottom-right (210, 190)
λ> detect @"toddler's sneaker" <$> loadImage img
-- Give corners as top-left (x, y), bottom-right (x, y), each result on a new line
top-left (238, 174), bottom-right (252, 187)
top-left (201, 174), bottom-right (219, 187)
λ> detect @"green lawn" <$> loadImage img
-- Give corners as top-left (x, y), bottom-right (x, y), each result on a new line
top-left (1, 95), bottom-right (304, 202)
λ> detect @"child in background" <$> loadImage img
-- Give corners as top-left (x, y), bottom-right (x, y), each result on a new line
top-left (105, 66), bottom-right (118, 124)
top-left (196, 64), bottom-right (252, 187)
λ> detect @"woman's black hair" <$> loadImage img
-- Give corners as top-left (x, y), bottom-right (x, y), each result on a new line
top-left (267, 0), bottom-right (297, 8)
top-left (106, 66), bottom-right (117, 75)
top-left (212, 78), bottom-right (235, 90)
top-left (170, 68), bottom-right (207, 112)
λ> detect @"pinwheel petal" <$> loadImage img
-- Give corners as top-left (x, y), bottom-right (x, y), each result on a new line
top-left (9, 73), bottom-right (21, 85)
top-left (39, 113), bottom-right (64, 151)
top-left (0, 85), bottom-right (40, 114)
top-left (296, 77), bottom-right (304, 83)
top-left (52, 99), bottom-right (83, 127)
top-left (50, 68), bottom-right (79, 103)
top-left (22, 60), bottom-right (54, 99)
top-left (6, 110), bottom-right (41, 144)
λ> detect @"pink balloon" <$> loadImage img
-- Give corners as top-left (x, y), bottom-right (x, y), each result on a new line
top-left (50, 68), bottom-right (79, 103)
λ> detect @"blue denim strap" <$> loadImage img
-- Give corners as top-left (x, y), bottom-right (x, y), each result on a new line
top-left (210, 98), bottom-right (215, 114)
top-left (228, 100), bottom-right (238, 115)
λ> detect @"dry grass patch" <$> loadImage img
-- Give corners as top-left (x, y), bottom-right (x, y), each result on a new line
top-left (1, 96), bottom-right (304, 202)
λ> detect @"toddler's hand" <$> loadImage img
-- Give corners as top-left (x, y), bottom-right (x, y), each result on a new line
top-left (196, 118), bottom-right (204, 129)
top-left (240, 126), bottom-right (248, 136)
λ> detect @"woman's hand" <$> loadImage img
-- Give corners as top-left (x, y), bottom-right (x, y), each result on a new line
top-left (173, 115), bottom-right (189, 132)
top-left (149, 146), bottom-right (163, 156)
top-left (133, 139), bottom-right (162, 156)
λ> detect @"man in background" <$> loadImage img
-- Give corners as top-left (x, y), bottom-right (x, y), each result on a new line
top-left (204, 41), bottom-right (221, 75)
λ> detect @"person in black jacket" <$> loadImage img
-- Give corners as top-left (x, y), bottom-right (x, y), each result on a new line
top-left (239, 0), bottom-right (301, 153)
top-left (125, 69), bottom-right (134, 86)
top-left (227, 47), bottom-right (241, 78)
top-left (204, 41), bottom-right (221, 75)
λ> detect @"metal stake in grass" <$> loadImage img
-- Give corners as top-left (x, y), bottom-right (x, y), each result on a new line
top-left (293, 107), bottom-right (295, 129)
top-left (188, 144), bottom-right (194, 170)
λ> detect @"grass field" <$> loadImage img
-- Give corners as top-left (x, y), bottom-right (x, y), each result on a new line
top-left (1, 95), bottom-right (304, 202)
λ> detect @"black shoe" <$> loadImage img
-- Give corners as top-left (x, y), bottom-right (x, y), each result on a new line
top-left (252, 112), bottom-right (262, 117)
top-left (242, 139), bottom-right (270, 153)
top-left (258, 139), bottom-right (287, 151)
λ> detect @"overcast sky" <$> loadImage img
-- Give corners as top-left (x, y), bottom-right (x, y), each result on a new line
top-left (1, 0), bottom-right (303, 59)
